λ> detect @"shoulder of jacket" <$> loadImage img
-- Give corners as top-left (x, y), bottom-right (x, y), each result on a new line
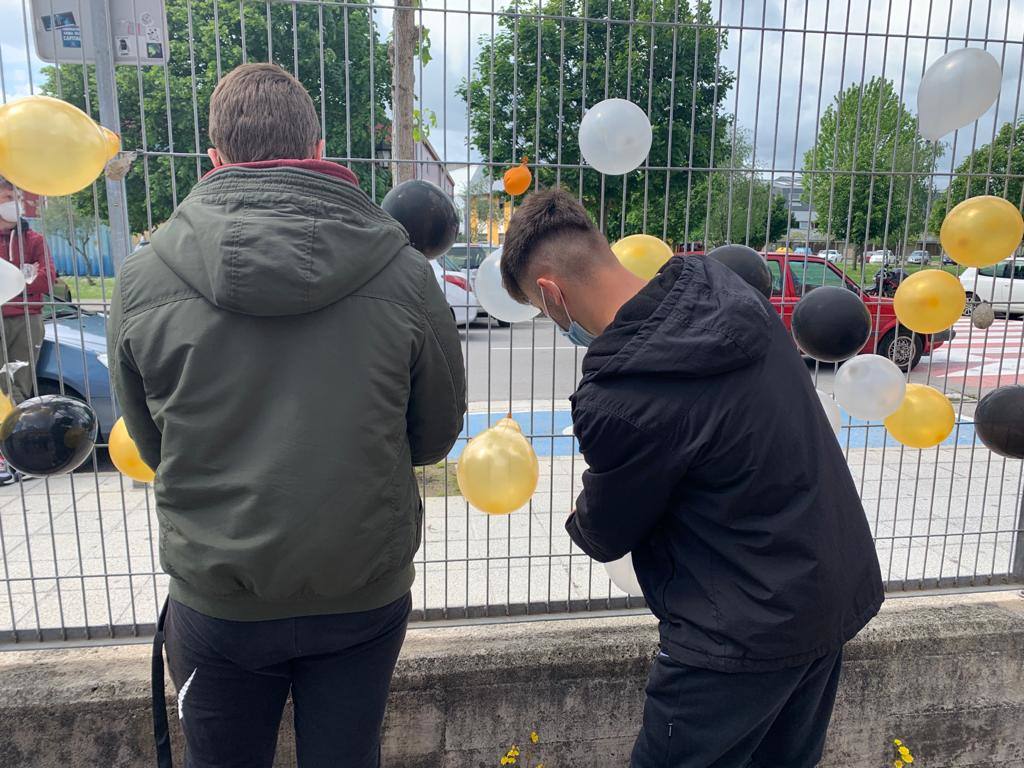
top-left (352, 244), bottom-right (433, 311)
top-left (117, 246), bottom-right (201, 319)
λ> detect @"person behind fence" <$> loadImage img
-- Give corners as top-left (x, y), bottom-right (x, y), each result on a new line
top-left (0, 176), bottom-right (57, 486)
top-left (499, 188), bottom-right (884, 768)
top-left (106, 63), bottom-right (467, 768)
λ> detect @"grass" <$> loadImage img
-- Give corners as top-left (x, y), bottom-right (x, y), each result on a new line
top-left (65, 278), bottom-right (116, 303)
top-left (420, 461), bottom-right (460, 497)
top-left (834, 261), bottom-right (963, 287)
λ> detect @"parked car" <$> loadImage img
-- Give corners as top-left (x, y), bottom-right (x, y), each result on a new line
top-left (431, 259), bottom-right (479, 326)
top-left (763, 253), bottom-right (950, 370)
top-left (960, 258), bottom-right (1024, 317)
top-left (867, 249), bottom-right (897, 265)
top-left (941, 253), bottom-right (956, 265)
top-left (818, 249), bottom-right (843, 263)
top-left (35, 296), bottom-right (115, 440)
top-left (793, 246), bottom-right (814, 256)
top-left (442, 243), bottom-right (491, 283)
top-left (907, 250), bottom-right (930, 265)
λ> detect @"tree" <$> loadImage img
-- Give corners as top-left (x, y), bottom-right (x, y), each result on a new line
top-left (694, 132), bottom-right (791, 248)
top-left (802, 77), bottom-right (941, 250)
top-left (928, 118), bottom-right (1024, 233)
top-left (39, 196), bottom-right (99, 283)
top-left (40, 0), bottom-right (392, 235)
top-left (459, 0), bottom-right (734, 245)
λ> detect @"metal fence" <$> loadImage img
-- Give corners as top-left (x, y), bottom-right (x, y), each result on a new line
top-left (2, 0), bottom-right (1024, 645)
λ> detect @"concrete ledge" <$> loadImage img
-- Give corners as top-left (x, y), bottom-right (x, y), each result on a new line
top-left (1, 592), bottom-right (1023, 767)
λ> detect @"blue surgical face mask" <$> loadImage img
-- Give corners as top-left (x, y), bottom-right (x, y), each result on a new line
top-left (540, 284), bottom-right (597, 348)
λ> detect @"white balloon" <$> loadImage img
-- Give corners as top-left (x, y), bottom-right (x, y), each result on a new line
top-left (0, 259), bottom-right (26, 303)
top-left (816, 389), bottom-right (842, 436)
top-left (834, 355), bottom-right (907, 421)
top-left (918, 48), bottom-right (1002, 141)
top-left (604, 553), bottom-right (643, 596)
top-left (578, 98), bottom-right (653, 175)
top-left (473, 247), bottom-right (540, 324)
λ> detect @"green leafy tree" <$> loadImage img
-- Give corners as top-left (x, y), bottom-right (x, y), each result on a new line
top-left (802, 77), bottom-right (941, 250)
top-left (928, 118), bottom-right (1024, 232)
top-left (695, 132), bottom-right (791, 247)
top-left (40, 0), bottom-right (392, 235)
top-left (459, 0), bottom-right (734, 245)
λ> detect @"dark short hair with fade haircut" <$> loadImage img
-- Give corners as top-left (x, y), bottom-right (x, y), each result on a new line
top-left (500, 188), bottom-right (605, 304)
top-left (208, 63), bottom-right (321, 163)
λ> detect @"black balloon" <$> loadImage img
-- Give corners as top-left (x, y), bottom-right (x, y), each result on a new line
top-left (791, 286), bottom-right (872, 363)
top-left (381, 179), bottom-right (459, 259)
top-left (974, 385), bottom-right (1024, 459)
top-left (707, 244), bottom-right (773, 298)
top-left (0, 396), bottom-right (98, 477)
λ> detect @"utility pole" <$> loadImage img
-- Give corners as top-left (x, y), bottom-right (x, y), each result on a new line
top-left (390, 0), bottom-right (417, 186)
top-left (87, 0), bottom-right (132, 274)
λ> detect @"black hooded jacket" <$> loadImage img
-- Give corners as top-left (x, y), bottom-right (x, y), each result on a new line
top-left (567, 256), bottom-right (883, 672)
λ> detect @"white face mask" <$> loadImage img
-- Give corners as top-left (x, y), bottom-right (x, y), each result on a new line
top-left (0, 200), bottom-right (20, 224)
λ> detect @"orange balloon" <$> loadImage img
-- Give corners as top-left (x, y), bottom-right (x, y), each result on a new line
top-left (109, 417), bottom-right (155, 483)
top-left (893, 269), bottom-right (966, 334)
top-left (940, 195), bottom-right (1024, 268)
top-left (503, 157), bottom-right (532, 196)
top-left (100, 126), bottom-right (121, 160)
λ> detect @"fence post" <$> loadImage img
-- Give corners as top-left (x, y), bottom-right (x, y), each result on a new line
top-left (1013, 492), bottom-right (1024, 583)
top-left (87, 0), bottom-right (132, 275)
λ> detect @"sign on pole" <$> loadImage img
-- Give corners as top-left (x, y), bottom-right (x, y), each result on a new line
top-left (30, 0), bottom-right (169, 66)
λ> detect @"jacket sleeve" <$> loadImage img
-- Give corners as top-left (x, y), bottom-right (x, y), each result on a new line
top-left (106, 280), bottom-right (162, 471)
top-left (407, 261), bottom-right (467, 466)
top-left (25, 233), bottom-right (57, 297)
top-left (566, 406), bottom-right (678, 562)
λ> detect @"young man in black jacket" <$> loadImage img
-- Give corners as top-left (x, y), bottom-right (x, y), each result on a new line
top-left (500, 189), bottom-right (883, 768)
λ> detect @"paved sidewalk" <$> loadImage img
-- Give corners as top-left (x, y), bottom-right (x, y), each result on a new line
top-left (0, 446), bottom-right (1020, 638)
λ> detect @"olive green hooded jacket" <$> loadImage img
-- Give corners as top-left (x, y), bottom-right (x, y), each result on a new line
top-left (107, 164), bottom-right (466, 620)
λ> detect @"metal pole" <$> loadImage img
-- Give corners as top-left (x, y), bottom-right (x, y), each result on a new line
top-left (1013, 493), bottom-right (1024, 583)
top-left (87, 0), bottom-right (132, 273)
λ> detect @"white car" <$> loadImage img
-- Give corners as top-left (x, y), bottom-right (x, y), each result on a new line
top-left (431, 259), bottom-right (480, 326)
top-left (960, 258), bottom-right (1024, 316)
top-left (867, 249), bottom-right (896, 265)
top-left (818, 249), bottom-right (843, 263)
top-left (907, 250), bottom-right (930, 265)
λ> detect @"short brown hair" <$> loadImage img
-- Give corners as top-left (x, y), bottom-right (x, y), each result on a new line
top-left (501, 188), bottom-right (605, 303)
top-left (208, 63), bottom-right (320, 163)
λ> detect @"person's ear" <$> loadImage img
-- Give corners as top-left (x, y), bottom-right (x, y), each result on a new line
top-left (312, 139), bottom-right (326, 160)
top-left (207, 148), bottom-right (225, 168)
top-left (536, 277), bottom-right (564, 310)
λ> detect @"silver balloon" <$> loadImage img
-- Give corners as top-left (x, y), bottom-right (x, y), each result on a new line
top-left (972, 301), bottom-right (996, 330)
top-left (834, 355), bottom-right (907, 421)
top-left (473, 247), bottom-right (540, 324)
top-left (578, 98), bottom-right (653, 175)
top-left (0, 259), bottom-right (26, 303)
top-left (918, 48), bottom-right (1001, 141)
top-left (604, 553), bottom-right (643, 596)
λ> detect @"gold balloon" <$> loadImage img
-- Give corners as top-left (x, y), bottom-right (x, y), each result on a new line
top-left (100, 126), bottom-right (122, 160)
top-left (456, 416), bottom-right (539, 515)
top-left (109, 417), bottom-right (155, 484)
top-left (884, 384), bottom-right (955, 449)
top-left (0, 96), bottom-right (110, 196)
top-left (893, 269), bottom-right (966, 334)
top-left (611, 234), bottom-right (673, 281)
top-left (940, 195), bottom-right (1024, 268)
top-left (0, 392), bottom-right (12, 423)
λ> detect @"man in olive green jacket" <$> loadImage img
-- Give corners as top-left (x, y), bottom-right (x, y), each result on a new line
top-left (107, 63), bottom-right (466, 768)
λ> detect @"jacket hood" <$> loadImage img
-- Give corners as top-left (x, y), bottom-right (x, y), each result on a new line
top-left (150, 164), bottom-right (410, 317)
top-left (581, 256), bottom-right (774, 382)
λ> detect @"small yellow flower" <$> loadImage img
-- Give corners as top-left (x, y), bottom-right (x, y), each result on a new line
top-left (530, 731), bottom-right (539, 744)
top-left (903, 755), bottom-right (914, 764)
top-left (894, 760), bottom-right (904, 768)
top-left (500, 758), bottom-right (509, 766)
top-left (894, 739), bottom-right (903, 746)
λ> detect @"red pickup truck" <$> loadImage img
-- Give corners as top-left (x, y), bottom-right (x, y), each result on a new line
top-left (682, 252), bottom-right (952, 370)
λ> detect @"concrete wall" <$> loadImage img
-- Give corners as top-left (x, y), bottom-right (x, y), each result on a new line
top-left (1, 591), bottom-right (1022, 768)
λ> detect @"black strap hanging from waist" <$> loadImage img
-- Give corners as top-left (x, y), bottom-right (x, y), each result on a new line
top-left (152, 598), bottom-right (174, 768)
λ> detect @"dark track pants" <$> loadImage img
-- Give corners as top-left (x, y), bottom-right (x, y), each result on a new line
top-left (162, 592), bottom-right (411, 768)
top-left (631, 648), bottom-right (843, 768)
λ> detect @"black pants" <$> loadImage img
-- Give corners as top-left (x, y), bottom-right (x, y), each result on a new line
top-left (163, 593), bottom-right (411, 768)
top-left (631, 648), bottom-right (843, 768)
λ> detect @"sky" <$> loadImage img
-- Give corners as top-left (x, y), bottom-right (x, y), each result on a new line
top-left (3, 0), bottom-right (1024, 196)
